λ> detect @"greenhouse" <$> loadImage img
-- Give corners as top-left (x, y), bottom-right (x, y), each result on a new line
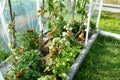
top-left (0, 0), bottom-right (120, 80)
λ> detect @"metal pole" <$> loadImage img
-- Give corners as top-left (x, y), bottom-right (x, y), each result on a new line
top-left (36, 0), bottom-right (44, 50)
top-left (36, 0), bottom-right (43, 32)
top-left (85, 0), bottom-right (92, 46)
top-left (37, 0), bottom-right (41, 30)
top-left (96, 0), bottom-right (103, 29)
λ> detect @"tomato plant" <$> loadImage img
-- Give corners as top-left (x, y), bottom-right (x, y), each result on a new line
top-left (4, 50), bottom-right (42, 80)
top-left (44, 43), bottom-right (83, 80)
top-left (18, 30), bottom-right (39, 50)
top-left (46, 0), bottom-right (67, 37)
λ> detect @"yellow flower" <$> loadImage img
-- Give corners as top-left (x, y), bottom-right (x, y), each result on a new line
top-left (34, 41), bottom-right (37, 44)
top-left (52, 48), bottom-right (58, 54)
top-left (37, 38), bottom-right (41, 41)
top-left (59, 45), bottom-right (63, 50)
top-left (47, 32), bottom-right (53, 37)
top-left (38, 9), bottom-right (46, 15)
top-left (18, 48), bottom-right (24, 54)
top-left (49, 53), bottom-right (54, 58)
top-left (79, 33), bottom-right (84, 39)
top-left (52, 26), bottom-right (57, 32)
top-left (32, 38), bottom-right (35, 40)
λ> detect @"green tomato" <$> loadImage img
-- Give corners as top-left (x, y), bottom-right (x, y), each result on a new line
top-left (56, 17), bottom-right (60, 21)
top-left (7, 24), bottom-right (12, 29)
top-left (62, 62), bottom-right (66, 66)
top-left (8, 29), bottom-right (13, 34)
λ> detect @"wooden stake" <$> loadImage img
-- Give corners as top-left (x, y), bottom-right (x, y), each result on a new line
top-left (8, 0), bottom-right (16, 49)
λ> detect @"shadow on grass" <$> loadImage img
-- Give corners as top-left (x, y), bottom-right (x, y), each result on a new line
top-left (74, 35), bottom-right (120, 80)
top-left (101, 11), bottom-right (120, 19)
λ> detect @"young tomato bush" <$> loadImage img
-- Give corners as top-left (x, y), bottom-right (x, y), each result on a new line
top-left (46, 0), bottom-right (67, 38)
top-left (18, 29), bottom-right (40, 50)
top-left (39, 42), bottom-right (83, 80)
top-left (4, 50), bottom-right (42, 80)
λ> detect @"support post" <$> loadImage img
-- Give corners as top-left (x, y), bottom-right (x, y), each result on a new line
top-left (85, 0), bottom-right (92, 46)
top-left (96, 0), bottom-right (103, 29)
top-left (36, 0), bottom-right (43, 31)
top-left (36, 0), bottom-right (44, 51)
top-left (8, 0), bottom-right (16, 49)
top-left (8, 0), bottom-right (13, 22)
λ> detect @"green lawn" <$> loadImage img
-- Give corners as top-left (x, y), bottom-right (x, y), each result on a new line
top-left (74, 35), bottom-right (120, 80)
top-left (99, 11), bottom-right (120, 34)
top-left (74, 11), bottom-right (120, 80)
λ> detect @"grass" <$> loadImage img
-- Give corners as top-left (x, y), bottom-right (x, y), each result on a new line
top-left (74, 11), bottom-right (120, 80)
top-left (99, 11), bottom-right (120, 34)
top-left (74, 35), bottom-right (120, 80)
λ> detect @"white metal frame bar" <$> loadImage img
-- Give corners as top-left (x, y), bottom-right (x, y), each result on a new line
top-left (96, 0), bottom-right (103, 29)
top-left (85, 0), bottom-right (93, 46)
top-left (100, 30), bottom-right (120, 39)
top-left (0, 72), bottom-right (4, 80)
top-left (36, 0), bottom-right (43, 32)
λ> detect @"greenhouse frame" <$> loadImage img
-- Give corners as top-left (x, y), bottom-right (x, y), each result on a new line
top-left (0, 0), bottom-right (120, 80)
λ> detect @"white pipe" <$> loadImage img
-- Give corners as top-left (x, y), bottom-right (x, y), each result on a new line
top-left (96, 0), bottom-right (103, 29)
top-left (0, 72), bottom-right (4, 80)
top-left (36, 0), bottom-right (43, 32)
top-left (2, 0), bottom-right (6, 14)
top-left (85, 0), bottom-right (93, 46)
top-left (99, 30), bottom-right (120, 40)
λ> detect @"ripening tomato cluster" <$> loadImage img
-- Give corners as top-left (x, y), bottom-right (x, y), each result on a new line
top-left (49, 45), bottom-right (63, 58)
top-left (16, 69), bottom-right (26, 78)
top-left (47, 26), bottom-right (58, 37)
top-left (18, 48), bottom-right (24, 54)
top-left (79, 33), bottom-right (84, 39)
top-left (31, 37), bottom-right (41, 45)
top-left (26, 29), bottom-right (34, 33)
top-left (38, 9), bottom-right (46, 15)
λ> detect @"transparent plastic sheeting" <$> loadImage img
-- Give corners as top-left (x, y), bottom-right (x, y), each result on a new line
top-left (0, 0), bottom-right (103, 50)
top-left (0, 0), bottom-right (41, 51)
top-left (6, 0), bottom-right (40, 32)
top-left (0, 0), bottom-right (80, 51)
top-left (0, 1), bottom-right (11, 52)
